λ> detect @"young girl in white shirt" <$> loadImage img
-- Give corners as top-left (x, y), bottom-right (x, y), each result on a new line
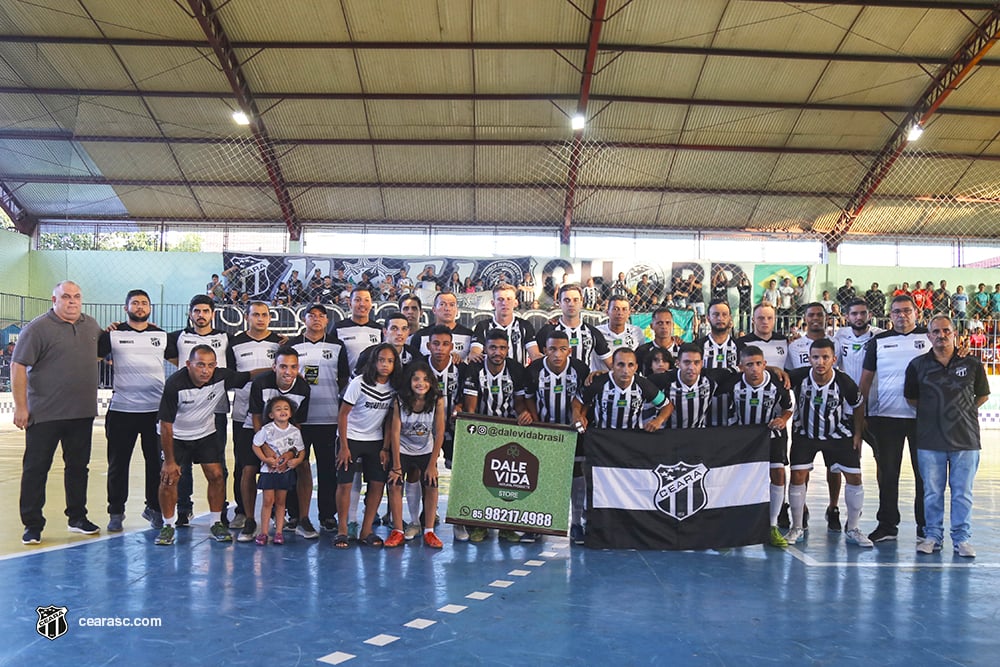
top-left (252, 396), bottom-right (305, 545)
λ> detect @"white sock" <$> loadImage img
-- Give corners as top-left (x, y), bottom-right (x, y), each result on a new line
top-left (209, 511), bottom-right (220, 525)
top-left (789, 483), bottom-right (807, 530)
top-left (348, 474), bottom-right (362, 523)
top-left (163, 515), bottom-right (176, 527)
top-left (769, 483), bottom-right (785, 526)
top-left (844, 483), bottom-right (864, 531)
top-left (424, 527), bottom-right (433, 534)
top-left (571, 476), bottom-right (586, 526)
top-left (406, 482), bottom-right (422, 524)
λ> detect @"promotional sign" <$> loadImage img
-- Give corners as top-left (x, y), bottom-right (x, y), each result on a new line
top-left (446, 415), bottom-right (576, 535)
top-left (585, 425), bottom-right (770, 550)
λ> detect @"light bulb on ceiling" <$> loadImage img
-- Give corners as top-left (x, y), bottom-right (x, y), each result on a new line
top-left (571, 114), bottom-right (586, 131)
top-left (232, 110), bottom-right (251, 126)
top-left (907, 123), bottom-right (923, 141)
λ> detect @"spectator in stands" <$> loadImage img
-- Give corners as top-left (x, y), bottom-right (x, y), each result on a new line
top-left (447, 271), bottom-right (462, 294)
top-left (836, 278), bottom-right (856, 310)
top-left (991, 283), bottom-right (1000, 316)
top-left (892, 282), bottom-right (911, 297)
top-left (972, 283), bottom-right (990, 318)
top-left (518, 272), bottom-right (537, 310)
top-left (792, 275), bottom-right (808, 315)
top-left (317, 277), bottom-right (337, 305)
top-left (686, 274), bottom-right (705, 317)
top-left (224, 288), bottom-right (240, 305)
top-left (287, 270), bottom-right (304, 305)
top-left (777, 277), bottom-right (795, 326)
top-left (308, 269), bottom-right (324, 301)
top-left (820, 290), bottom-right (835, 314)
top-left (396, 268), bottom-right (414, 296)
top-left (968, 326), bottom-right (987, 359)
top-left (272, 282), bottom-right (290, 306)
top-left (710, 271), bottom-right (728, 305)
top-left (737, 276), bottom-right (752, 322)
top-left (762, 280), bottom-right (780, 308)
top-left (672, 275), bottom-right (690, 308)
top-left (380, 274), bottom-right (396, 302)
top-left (914, 281), bottom-right (933, 320)
top-left (865, 282), bottom-right (886, 320)
top-left (637, 274), bottom-right (657, 311)
top-left (931, 280), bottom-right (950, 316)
top-left (952, 285), bottom-right (968, 329)
top-left (582, 277), bottom-right (600, 311)
top-left (206, 274), bottom-right (225, 303)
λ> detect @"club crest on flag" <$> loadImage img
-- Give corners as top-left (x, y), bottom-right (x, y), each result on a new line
top-left (654, 462), bottom-right (708, 521)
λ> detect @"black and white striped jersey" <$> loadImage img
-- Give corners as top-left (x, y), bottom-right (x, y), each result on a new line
top-left (717, 369), bottom-right (792, 438)
top-left (461, 359), bottom-right (530, 419)
top-left (649, 370), bottom-right (718, 429)
top-left (287, 333), bottom-right (350, 424)
top-left (98, 323), bottom-right (167, 413)
top-left (592, 322), bottom-right (646, 371)
top-left (536, 320), bottom-right (611, 366)
top-left (634, 341), bottom-right (680, 376)
top-left (578, 374), bottom-right (666, 430)
top-left (697, 333), bottom-right (741, 370)
top-left (411, 323), bottom-right (475, 361)
top-left (525, 357), bottom-right (592, 425)
top-left (427, 358), bottom-right (464, 433)
top-left (471, 317), bottom-right (538, 366)
top-left (788, 368), bottom-right (863, 440)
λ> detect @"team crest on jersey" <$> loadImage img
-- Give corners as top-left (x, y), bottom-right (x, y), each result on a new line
top-left (322, 350), bottom-right (333, 360)
top-left (915, 340), bottom-right (926, 349)
top-left (150, 337), bottom-right (161, 347)
top-left (266, 349), bottom-right (276, 359)
top-left (654, 462), bottom-right (708, 521)
top-left (36, 605), bottom-right (68, 640)
top-left (211, 339), bottom-right (222, 348)
top-left (955, 366), bottom-right (968, 377)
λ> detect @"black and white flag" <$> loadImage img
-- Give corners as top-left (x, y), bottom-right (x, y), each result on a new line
top-left (585, 426), bottom-right (770, 550)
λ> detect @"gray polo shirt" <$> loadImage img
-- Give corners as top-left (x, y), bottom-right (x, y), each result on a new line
top-left (12, 309), bottom-right (101, 426)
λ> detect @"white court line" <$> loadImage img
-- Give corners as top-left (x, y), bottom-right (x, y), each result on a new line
top-left (317, 651), bottom-right (355, 664)
top-left (403, 618), bottom-right (436, 630)
top-left (784, 546), bottom-right (992, 568)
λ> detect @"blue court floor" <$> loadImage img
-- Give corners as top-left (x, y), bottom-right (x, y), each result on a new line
top-left (3, 446), bottom-right (1000, 665)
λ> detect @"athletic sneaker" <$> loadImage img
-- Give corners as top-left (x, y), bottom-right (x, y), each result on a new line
top-left (273, 532), bottom-right (284, 545)
top-left (107, 514), bottom-right (124, 533)
top-left (403, 523), bottom-right (421, 541)
top-left (68, 518), bottom-right (100, 535)
top-left (769, 526), bottom-right (788, 548)
top-left (916, 538), bottom-right (941, 554)
top-left (211, 521), bottom-right (233, 542)
top-left (954, 542), bottom-right (976, 558)
top-left (826, 507), bottom-right (842, 533)
top-left (384, 530), bottom-right (405, 548)
top-left (347, 521), bottom-right (360, 540)
top-left (284, 517), bottom-right (298, 532)
top-left (22, 527), bottom-right (42, 545)
top-left (469, 526), bottom-right (489, 542)
top-left (296, 517), bottom-right (319, 539)
top-left (423, 531), bottom-right (443, 549)
top-left (175, 511), bottom-right (191, 528)
top-left (142, 507), bottom-right (164, 529)
top-left (255, 533), bottom-right (268, 546)
top-left (570, 524), bottom-right (585, 545)
top-left (155, 525), bottom-right (175, 546)
top-left (453, 524), bottom-right (469, 542)
top-left (229, 513), bottom-right (246, 530)
top-left (784, 527), bottom-right (804, 545)
top-left (321, 518), bottom-right (338, 532)
top-left (868, 526), bottom-right (898, 543)
top-left (237, 518), bottom-right (258, 542)
top-left (498, 529), bottom-right (521, 543)
top-left (845, 527), bottom-right (874, 548)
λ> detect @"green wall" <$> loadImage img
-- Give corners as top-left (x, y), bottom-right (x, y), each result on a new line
top-left (0, 230), bottom-right (30, 295)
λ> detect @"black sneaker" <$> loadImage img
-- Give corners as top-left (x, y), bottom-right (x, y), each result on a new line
top-left (68, 518), bottom-right (100, 535)
top-left (777, 502), bottom-right (790, 529)
top-left (321, 518), bottom-right (338, 532)
top-left (284, 517), bottom-right (298, 532)
top-left (175, 511), bottom-right (191, 528)
top-left (826, 507), bottom-right (842, 533)
top-left (237, 518), bottom-right (258, 542)
top-left (868, 526), bottom-right (898, 543)
top-left (22, 527), bottom-right (42, 545)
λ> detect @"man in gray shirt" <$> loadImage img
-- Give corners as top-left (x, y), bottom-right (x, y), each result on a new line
top-left (13, 281), bottom-right (103, 545)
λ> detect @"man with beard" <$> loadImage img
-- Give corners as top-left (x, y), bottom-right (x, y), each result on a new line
top-left (695, 300), bottom-right (742, 425)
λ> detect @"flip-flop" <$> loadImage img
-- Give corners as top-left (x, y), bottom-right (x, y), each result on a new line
top-left (333, 534), bottom-right (350, 549)
top-left (359, 533), bottom-right (384, 548)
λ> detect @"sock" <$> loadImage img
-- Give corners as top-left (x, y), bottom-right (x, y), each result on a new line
top-left (844, 483), bottom-right (864, 531)
top-left (788, 484), bottom-right (806, 530)
top-left (209, 511), bottom-right (220, 525)
top-left (406, 482), bottom-right (422, 524)
top-left (571, 476), bottom-right (586, 526)
top-left (769, 483), bottom-right (785, 526)
top-left (163, 515), bottom-right (176, 527)
top-left (424, 527), bottom-right (433, 534)
top-left (348, 474), bottom-right (362, 524)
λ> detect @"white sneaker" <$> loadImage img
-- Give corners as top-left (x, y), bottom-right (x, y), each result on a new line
top-left (916, 538), bottom-right (941, 554)
top-left (230, 513), bottom-right (246, 530)
top-left (954, 542), bottom-right (976, 558)
top-left (785, 527), bottom-right (804, 545)
top-left (403, 522), bottom-right (421, 541)
top-left (453, 524), bottom-right (469, 542)
top-left (845, 527), bottom-right (874, 548)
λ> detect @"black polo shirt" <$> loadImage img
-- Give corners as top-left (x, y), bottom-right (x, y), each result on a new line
top-left (904, 351), bottom-right (989, 452)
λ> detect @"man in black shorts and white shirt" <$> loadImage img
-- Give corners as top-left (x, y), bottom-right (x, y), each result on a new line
top-left (859, 294), bottom-right (929, 543)
top-left (155, 345), bottom-right (251, 546)
top-left (98, 289), bottom-right (168, 533)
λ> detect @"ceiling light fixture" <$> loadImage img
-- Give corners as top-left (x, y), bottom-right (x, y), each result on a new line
top-left (232, 110), bottom-right (251, 126)
top-left (571, 114), bottom-right (586, 131)
top-left (907, 123), bottom-right (923, 141)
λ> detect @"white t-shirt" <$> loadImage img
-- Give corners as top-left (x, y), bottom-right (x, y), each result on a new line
top-left (342, 376), bottom-right (396, 441)
top-left (252, 422), bottom-right (304, 473)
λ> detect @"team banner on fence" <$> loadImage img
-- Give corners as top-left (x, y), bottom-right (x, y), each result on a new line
top-left (446, 415), bottom-right (576, 536)
top-left (585, 426), bottom-right (770, 550)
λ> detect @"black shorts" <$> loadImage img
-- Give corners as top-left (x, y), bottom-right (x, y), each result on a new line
top-left (336, 439), bottom-right (388, 485)
top-left (442, 433), bottom-right (455, 468)
top-left (258, 470), bottom-right (296, 491)
top-left (769, 435), bottom-right (789, 469)
top-left (790, 436), bottom-right (861, 475)
top-left (233, 424), bottom-right (257, 470)
top-left (169, 434), bottom-right (224, 467)
top-left (300, 423), bottom-right (337, 460)
top-left (398, 453), bottom-right (435, 487)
